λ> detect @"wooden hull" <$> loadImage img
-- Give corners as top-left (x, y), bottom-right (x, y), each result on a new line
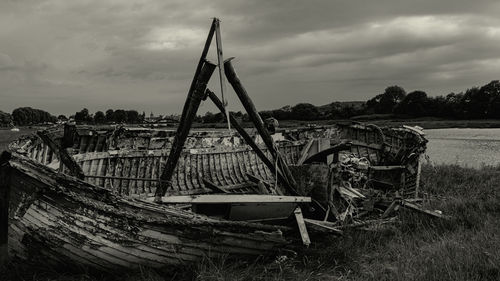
top-left (3, 155), bottom-right (290, 270)
top-left (3, 123), bottom-right (427, 269)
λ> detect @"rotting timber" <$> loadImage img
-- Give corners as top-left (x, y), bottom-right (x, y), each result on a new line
top-left (0, 18), bottom-right (437, 270)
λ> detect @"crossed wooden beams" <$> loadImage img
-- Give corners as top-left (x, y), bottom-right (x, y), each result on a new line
top-left (154, 18), bottom-right (298, 199)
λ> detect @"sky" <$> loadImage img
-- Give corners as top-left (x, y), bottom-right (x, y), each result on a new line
top-left (1, 0), bottom-right (500, 116)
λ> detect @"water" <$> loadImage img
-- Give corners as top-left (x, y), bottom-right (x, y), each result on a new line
top-left (425, 128), bottom-right (500, 168)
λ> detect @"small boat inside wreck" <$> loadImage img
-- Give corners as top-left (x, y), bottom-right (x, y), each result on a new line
top-left (0, 18), bottom-right (431, 270)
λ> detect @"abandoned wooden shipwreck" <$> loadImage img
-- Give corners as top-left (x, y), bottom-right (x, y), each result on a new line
top-left (0, 18), bottom-right (430, 270)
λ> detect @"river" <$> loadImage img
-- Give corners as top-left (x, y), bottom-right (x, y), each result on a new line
top-left (424, 128), bottom-right (500, 167)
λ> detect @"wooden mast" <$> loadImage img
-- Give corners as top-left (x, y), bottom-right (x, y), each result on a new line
top-left (180, 18), bottom-right (217, 122)
top-left (155, 19), bottom-right (218, 199)
top-left (156, 61), bottom-right (217, 199)
top-left (214, 18), bottom-right (231, 129)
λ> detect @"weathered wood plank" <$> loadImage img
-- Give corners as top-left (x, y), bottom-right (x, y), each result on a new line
top-left (294, 207), bottom-right (311, 246)
top-left (37, 131), bottom-right (85, 180)
top-left (303, 218), bottom-right (343, 235)
top-left (0, 152), bottom-right (11, 266)
top-left (153, 194), bottom-right (311, 204)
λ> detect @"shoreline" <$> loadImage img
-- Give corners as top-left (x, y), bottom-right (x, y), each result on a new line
top-left (2, 119), bottom-right (500, 132)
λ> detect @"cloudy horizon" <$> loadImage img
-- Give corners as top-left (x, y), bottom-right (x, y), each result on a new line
top-left (1, 0), bottom-right (500, 116)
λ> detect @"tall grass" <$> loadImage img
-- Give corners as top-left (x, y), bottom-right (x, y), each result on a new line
top-left (1, 164), bottom-right (499, 280)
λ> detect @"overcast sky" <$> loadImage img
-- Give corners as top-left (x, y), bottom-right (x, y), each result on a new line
top-left (1, 0), bottom-right (500, 116)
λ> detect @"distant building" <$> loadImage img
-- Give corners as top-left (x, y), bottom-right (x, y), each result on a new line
top-left (144, 113), bottom-right (179, 124)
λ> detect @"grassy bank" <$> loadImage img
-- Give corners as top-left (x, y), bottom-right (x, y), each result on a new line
top-left (1, 163), bottom-right (499, 281)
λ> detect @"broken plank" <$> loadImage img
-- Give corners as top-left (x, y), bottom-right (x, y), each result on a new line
top-left (150, 194), bottom-right (311, 204)
top-left (400, 200), bottom-right (451, 220)
top-left (303, 218), bottom-right (343, 235)
top-left (294, 207), bottom-right (311, 246)
top-left (202, 178), bottom-right (230, 194)
top-left (297, 139), bottom-right (314, 165)
top-left (369, 165), bottom-right (406, 171)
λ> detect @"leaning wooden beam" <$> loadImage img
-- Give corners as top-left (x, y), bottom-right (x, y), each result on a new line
top-left (224, 59), bottom-right (298, 195)
top-left (0, 151), bottom-right (11, 266)
top-left (37, 130), bottom-right (85, 180)
top-left (156, 61), bottom-right (217, 198)
top-left (180, 18), bottom-right (217, 123)
top-left (207, 89), bottom-right (287, 195)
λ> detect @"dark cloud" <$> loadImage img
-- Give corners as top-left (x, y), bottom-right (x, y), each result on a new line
top-left (0, 0), bottom-right (499, 115)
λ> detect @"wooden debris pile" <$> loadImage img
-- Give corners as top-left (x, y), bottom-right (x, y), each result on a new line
top-left (301, 148), bottom-right (448, 235)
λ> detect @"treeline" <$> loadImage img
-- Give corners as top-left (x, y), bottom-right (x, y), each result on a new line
top-left (2, 80), bottom-right (499, 127)
top-left (258, 102), bottom-right (365, 121)
top-left (256, 80), bottom-right (500, 121)
top-left (0, 107), bottom-right (57, 126)
top-left (365, 80), bottom-right (500, 119)
top-left (73, 108), bottom-right (145, 124)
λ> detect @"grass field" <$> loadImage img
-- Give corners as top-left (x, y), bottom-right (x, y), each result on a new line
top-left (1, 129), bottom-right (499, 280)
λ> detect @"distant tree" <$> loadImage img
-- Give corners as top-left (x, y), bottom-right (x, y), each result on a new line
top-left (480, 80), bottom-right (500, 118)
top-left (57, 114), bottom-right (68, 121)
top-left (394, 91), bottom-right (429, 117)
top-left (202, 112), bottom-right (213, 123)
top-left (126, 110), bottom-right (139, 123)
top-left (291, 103), bottom-right (320, 120)
top-left (113, 109), bottom-right (127, 123)
top-left (0, 111), bottom-right (12, 126)
top-left (259, 111), bottom-right (273, 120)
top-left (74, 108), bottom-right (91, 124)
top-left (461, 87), bottom-right (486, 118)
top-left (202, 111), bottom-right (224, 123)
top-left (94, 111), bottom-right (105, 124)
top-left (443, 92), bottom-right (464, 118)
top-left (367, 85), bottom-right (406, 114)
top-left (426, 96), bottom-right (447, 117)
top-left (12, 107), bottom-right (56, 125)
top-left (105, 109), bottom-right (114, 122)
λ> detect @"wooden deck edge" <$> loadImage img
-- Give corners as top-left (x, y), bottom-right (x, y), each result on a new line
top-left (150, 194), bottom-right (312, 204)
